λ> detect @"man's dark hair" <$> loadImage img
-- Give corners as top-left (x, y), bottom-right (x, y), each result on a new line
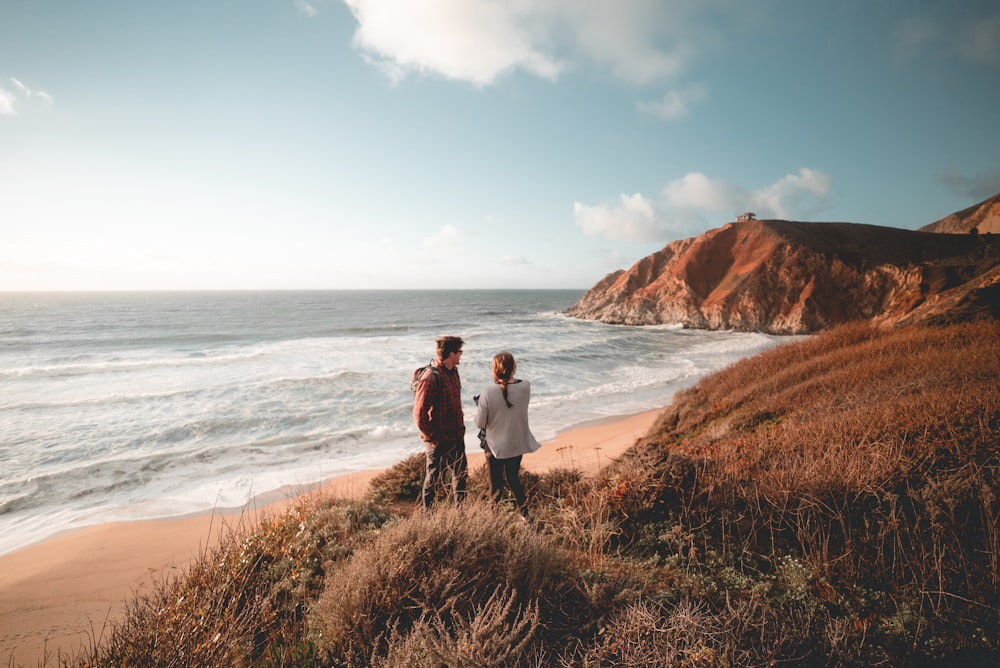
top-left (436, 336), bottom-right (464, 359)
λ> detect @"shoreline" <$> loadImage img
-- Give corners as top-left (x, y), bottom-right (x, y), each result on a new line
top-left (0, 409), bottom-right (660, 666)
top-left (0, 407), bottom-right (661, 561)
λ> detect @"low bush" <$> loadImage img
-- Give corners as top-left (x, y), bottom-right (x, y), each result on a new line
top-left (367, 452), bottom-right (426, 505)
top-left (79, 497), bottom-right (391, 667)
top-left (309, 500), bottom-right (590, 667)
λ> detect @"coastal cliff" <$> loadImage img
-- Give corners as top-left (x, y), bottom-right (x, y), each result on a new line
top-left (920, 191), bottom-right (1000, 235)
top-left (566, 205), bottom-right (1000, 334)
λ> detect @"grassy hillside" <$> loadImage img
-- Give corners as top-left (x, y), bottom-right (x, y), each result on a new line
top-left (49, 321), bottom-right (999, 667)
top-left (603, 320), bottom-right (999, 664)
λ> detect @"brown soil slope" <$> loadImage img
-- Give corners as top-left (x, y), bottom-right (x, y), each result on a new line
top-left (566, 219), bottom-right (1000, 334)
top-left (920, 190), bottom-right (1000, 235)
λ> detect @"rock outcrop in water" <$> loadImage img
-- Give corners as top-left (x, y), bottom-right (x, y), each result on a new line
top-left (566, 200), bottom-right (1000, 334)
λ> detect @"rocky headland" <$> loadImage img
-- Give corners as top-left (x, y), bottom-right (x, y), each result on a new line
top-left (920, 190), bottom-right (1000, 235)
top-left (566, 194), bottom-right (1000, 334)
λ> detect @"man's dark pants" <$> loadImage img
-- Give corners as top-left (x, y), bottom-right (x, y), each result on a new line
top-left (422, 439), bottom-right (468, 509)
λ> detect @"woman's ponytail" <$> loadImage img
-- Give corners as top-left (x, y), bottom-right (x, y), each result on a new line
top-left (491, 352), bottom-right (516, 408)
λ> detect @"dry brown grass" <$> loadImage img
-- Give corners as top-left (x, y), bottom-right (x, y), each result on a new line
top-left (45, 321), bottom-right (999, 667)
top-left (606, 321), bottom-right (1000, 660)
top-left (309, 499), bottom-right (589, 667)
top-left (60, 497), bottom-right (391, 667)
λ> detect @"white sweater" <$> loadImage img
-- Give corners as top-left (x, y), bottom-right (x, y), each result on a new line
top-left (474, 379), bottom-right (542, 459)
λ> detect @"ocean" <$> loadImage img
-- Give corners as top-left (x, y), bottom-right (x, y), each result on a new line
top-left (0, 290), bottom-right (787, 555)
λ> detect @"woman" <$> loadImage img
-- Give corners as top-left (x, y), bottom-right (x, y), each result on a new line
top-left (474, 351), bottom-right (541, 520)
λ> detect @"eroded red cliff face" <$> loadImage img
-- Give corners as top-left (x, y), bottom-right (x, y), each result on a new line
top-left (566, 219), bottom-right (1000, 334)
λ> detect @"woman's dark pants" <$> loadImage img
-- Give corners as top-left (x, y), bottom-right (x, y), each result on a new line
top-left (487, 453), bottom-right (527, 515)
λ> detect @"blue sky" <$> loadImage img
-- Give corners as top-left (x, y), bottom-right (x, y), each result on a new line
top-left (2, 1), bottom-right (999, 291)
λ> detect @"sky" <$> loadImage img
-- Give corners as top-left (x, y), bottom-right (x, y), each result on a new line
top-left (2, 1), bottom-right (999, 291)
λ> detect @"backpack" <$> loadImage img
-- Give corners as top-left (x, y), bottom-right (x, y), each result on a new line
top-left (410, 362), bottom-right (439, 395)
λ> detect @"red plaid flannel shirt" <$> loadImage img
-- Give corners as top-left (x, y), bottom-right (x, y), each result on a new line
top-left (412, 359), bottom-right (465, 444)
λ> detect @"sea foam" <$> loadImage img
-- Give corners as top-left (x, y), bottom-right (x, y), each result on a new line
top-left (0, 290), bottom-right (789, 555)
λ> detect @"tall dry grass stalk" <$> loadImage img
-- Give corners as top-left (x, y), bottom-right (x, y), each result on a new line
top-left (376, 585), bottom-right (540, 668)
top-left (309, 500), bottom-right (588, 667)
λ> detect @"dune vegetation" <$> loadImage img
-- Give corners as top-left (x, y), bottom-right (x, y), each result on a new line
top-left (40, 321), bottom-right (999, 667)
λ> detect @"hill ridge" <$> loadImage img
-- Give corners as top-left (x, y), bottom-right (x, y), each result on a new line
top-left (566, 215), bottom-right (1000, 334)
top-left (920, 190), bottom-right (1000, 234)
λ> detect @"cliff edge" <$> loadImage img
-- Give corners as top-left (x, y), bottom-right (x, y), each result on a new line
top-left (566, 212), bottom-right (1000, 334)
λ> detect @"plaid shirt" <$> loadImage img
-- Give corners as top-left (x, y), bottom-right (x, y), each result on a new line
top-left (413, 359), bottom-right (465, 444)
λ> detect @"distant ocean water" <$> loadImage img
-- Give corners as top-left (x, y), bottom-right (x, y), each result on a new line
top-left (0, 290), bottom-right (787, 555)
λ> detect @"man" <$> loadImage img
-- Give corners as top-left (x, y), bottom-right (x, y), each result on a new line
top-left (412, 335), bottom-right (467, 510)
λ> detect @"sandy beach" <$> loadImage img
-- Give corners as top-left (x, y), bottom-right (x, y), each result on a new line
top-left (0, 409), bottom-right (659, 666)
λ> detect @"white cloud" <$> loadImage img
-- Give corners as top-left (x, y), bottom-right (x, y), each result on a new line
top-left (341, 0), bottom-right (729, 87)
top-left (11, 78), bottom-right (49, 100)
top-left (664, 168), bottom-right (831, 221)
top-left (0, 87), bottom-right (15, 115)
top-left (576, 169), bottom-right (833, 241)
top-left (1, 78), bottom-right (53, 114)
top-left (663, 172), bottom-right (743, 211)
top-left (751, 168), bottom-right (832, 219)
top-left (344, 0), bottom-right (565, 86)
top-left (503, 256), bottom-right (532, 265)
top-left (574, 192), bottom-right (669, 241)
